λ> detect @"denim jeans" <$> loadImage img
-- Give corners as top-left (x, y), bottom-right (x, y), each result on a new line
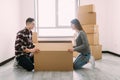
top-left (73, 53), bottom-right (90, 70)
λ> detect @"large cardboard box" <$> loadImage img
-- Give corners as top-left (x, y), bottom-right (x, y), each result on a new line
top-left (34, 41), bottom-right (73, 71)
top-left (32, 32), bottom-right (38, 43)
top-left (78, 4), bottom-right (95, 13)
top-left (90, 45), bottom-right (102, 60)
top-left (77, 12), bottom-right (96, 25)
top-left (82, 25), bottom-right (98, 34)
top-left (73, 51), bottom-right (79, 58)
top-left (87, 33), bottom-right (99, 45)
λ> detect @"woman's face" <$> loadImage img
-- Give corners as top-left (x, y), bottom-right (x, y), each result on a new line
top-left (71, 24), bottom-right (76, 30)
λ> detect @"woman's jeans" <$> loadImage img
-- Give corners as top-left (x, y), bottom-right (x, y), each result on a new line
top-left (73, 53), bottom-right (90, 70)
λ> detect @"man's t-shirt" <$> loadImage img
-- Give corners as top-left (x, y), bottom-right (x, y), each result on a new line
top-left (15, 28), bottom-right (35, 56)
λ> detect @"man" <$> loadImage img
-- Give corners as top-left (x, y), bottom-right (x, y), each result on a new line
top-left (15, 17), bottom-right (40, 71)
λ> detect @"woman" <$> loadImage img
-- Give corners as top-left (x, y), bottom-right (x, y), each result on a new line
top-left (68, 19), bottom-right (91, 70)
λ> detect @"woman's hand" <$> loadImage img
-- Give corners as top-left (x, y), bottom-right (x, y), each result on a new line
top-left (68, 48), bottom-right (74, 53)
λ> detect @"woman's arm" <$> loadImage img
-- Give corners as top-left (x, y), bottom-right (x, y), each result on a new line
top-left (73, 32), bottom-right (88, 52)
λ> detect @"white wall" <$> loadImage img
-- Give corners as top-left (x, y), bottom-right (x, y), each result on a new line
top-left (106, 0), bottom-right (120, 54)
top-left (0, 0), bottom-right (21, 62)
top-left (80, 0), bottom-right (120, 54)
top-left (0, 0), bottom-right (35, 62)
top-left (20, 0), bottom-right (35, 29)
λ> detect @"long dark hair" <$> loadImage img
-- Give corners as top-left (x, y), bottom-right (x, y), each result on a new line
top-left (71, 19), bottom-right (83, 31)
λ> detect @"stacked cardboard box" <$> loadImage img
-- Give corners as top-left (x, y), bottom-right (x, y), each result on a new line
top-left (77, 4), bottom-right (102, 60)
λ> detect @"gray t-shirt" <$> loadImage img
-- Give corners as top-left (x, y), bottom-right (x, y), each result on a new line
top-left (73, 30), bottom-right (90, 54)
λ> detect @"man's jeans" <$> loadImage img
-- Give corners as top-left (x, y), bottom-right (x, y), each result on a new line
top-left (16, 55), bottom-right (34, 71)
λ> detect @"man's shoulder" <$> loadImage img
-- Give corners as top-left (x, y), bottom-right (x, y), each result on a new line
top-left (17, 28), bottom-right (26, 35)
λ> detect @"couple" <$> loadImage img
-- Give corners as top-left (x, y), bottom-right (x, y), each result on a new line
top-left (14, 18), bottom-right (91, 71)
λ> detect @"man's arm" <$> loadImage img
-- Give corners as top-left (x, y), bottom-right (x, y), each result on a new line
top-left (15, 32), bottom-right (40, 53)
top-left (15, 32), bottom-right (27, 52)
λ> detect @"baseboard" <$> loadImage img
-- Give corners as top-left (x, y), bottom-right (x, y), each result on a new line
top-left (0, 56), bottom-right (15, 66)
top-left (102, 51), bottom-right (120, 57)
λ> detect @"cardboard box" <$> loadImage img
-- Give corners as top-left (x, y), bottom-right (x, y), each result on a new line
top-left (90, 45), bottom-right (102, 60)
top-left (77, 12), bottom-right (96, 25)
top-left (82, 25), bottom-right (98, 34)
top-left (87, 33), bottom-right (99, 45)
top-left (78, 4), bottom-right (95, 13)
top-left (32, 32), bottom-right (38, 43)
top-left (34, 41), bottom-right (73, 71)
top-left (73, 51), bottom-right (79, 57)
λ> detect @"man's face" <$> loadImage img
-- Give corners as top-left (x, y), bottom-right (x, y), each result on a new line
top-left (28, 21), bottom-right (35, 30)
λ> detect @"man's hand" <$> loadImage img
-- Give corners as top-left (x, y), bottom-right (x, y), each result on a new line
top-left (30, 48), bottom-right (40, 53)
top-left (34, 48), bottom-right (40, 53)
top-left (24, 48), bottom-right (40, 53)
top-left (68, 48), bottom-right (74, 53)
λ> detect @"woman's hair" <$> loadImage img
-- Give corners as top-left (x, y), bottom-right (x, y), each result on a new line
top-left (71, 18), bottom-right (83, 31)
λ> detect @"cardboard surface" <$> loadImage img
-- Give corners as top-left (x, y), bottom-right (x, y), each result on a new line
top-left (87, 33), bottom-right (99, 45)
top-left (90, 45), bottom-right (102, 60)
top-left (32, 32), bottom-right (38, 43)
top-left (73, 51), bottom-right (79, 58)
top-left (34, 41), bottom-right (73, 71)
top-left (77, 12), bottom-right (96, 25)
top-left (78, 4), bottom-right (95, 13)
top-left (82, 25), bottom-right (98, 34)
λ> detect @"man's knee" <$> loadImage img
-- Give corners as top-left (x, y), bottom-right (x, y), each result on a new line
top-left (26, 65), bottom-right (34, 71)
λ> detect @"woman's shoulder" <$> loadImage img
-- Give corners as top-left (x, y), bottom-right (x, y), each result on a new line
top-left (78, 30), bottom-right (87, 38)
top-left (79, 30), bottom-right (86, 35)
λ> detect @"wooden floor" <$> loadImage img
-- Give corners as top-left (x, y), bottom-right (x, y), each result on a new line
top-left (0, 53), bottom-right (120, 80)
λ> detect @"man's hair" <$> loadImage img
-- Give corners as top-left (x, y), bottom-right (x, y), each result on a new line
top-left (26, 17), bottom-right (34, 24)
